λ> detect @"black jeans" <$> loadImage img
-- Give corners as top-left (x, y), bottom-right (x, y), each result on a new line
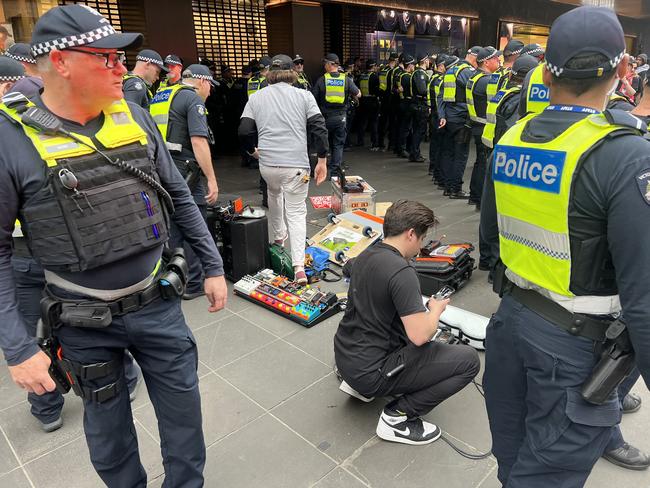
top-left (326, 113), bottom-right (347, 172)
top-left (429, 119), bottom-right (444, 180)
top-left (373, 341), bottom-right (480, 418)
top-left (397, 99), bottom-right (413, 153)
top-left (377, 95), bottom-right (390, 148)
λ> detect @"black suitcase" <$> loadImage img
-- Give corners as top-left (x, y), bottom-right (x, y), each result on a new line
top-left (414, 242), bottom-right (475, 295)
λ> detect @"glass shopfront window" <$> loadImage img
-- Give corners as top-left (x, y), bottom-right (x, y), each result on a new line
top-left (498, 21), bottom-right (550, 51)
top-left (0, 0), bottom-right (57, 49)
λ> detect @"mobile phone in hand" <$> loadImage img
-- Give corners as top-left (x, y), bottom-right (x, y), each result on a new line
top-left (433, 285), bottom-right (455, 301)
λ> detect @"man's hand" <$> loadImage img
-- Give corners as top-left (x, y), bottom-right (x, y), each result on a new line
top-left (439, 118), bottom-right (447, 129)
top-left (426, 297), bottom-right (450, 319)
top-left (249, 147), bottom-right (260, 160)
top-left (205, 178), bottom-right (219, 205)
top-left (315, 158), bottom-right (328, 185)
top-left (205, 275), bottom-right (228, 312)
top-left (8, 351), bottom-right (56, 395)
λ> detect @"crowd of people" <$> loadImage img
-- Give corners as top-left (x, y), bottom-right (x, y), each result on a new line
top-left (1, 3), bottom-right (650, 488)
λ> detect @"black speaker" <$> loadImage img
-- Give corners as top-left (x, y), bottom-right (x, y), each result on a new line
top-left (208, 214), bottom-right (270, 282)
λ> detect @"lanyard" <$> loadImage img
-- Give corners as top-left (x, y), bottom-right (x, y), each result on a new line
top-left (545, 105), bottom-right (600, 114)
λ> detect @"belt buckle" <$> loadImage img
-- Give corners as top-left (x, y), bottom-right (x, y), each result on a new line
top-left (120, 293), bottom-right (141, 314)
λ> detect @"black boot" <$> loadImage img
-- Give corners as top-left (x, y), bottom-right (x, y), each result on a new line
top-left (603, 443), bottom-right (650, 470)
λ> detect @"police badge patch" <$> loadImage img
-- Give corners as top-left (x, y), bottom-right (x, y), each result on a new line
top-left (197, 105), bottom-right (206, 116)
top-left (134, 82), bottom-right (143, 91)
top-left (636, 169), bottom-right (650, 205)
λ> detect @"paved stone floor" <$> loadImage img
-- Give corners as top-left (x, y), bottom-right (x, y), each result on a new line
top-left (0, 145), bottom-right (648, 487)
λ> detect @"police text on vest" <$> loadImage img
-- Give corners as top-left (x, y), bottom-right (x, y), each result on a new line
top-left (493, 145), bottom-right (566, 194)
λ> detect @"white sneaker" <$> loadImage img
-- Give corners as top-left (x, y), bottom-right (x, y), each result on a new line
top-left (339, 380), bottom-right (375, 403)
top-left (376, 407), bottom-right (441, 445)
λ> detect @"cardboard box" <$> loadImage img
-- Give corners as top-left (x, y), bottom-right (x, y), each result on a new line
top-left (330, 176), bottom-right (377, 215)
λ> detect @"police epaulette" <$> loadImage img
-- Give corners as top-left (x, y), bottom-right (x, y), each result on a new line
top-left (603, 109), bottom-right (647, 134)
top-left (0, 92), bottom-right (31, 125)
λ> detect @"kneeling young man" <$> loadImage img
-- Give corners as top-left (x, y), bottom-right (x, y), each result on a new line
top-left (334, 200), bottom-right (480, 445)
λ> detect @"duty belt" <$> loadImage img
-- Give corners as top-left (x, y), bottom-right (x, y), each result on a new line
top-left (508, 285), bottom-right (611, 342)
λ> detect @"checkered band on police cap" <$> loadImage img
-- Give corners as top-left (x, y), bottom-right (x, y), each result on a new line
top-left (545, 6), bottom-right (626, 79)
top-left (164, 54), bottom-right (183, 66)
top-left (0, 57), bottom-right (26, 81)
top-left (32, 24), bottom-right (116, 57)
top-left (137, 55), bottom-right (163, 67)
top-left (5, 44), bottom-right (36, 64)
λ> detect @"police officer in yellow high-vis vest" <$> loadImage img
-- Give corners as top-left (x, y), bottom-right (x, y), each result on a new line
top-left (122, 49), bottom-right (168, 109)
top-left (485, 40), bottom-right (524, 104)
top-left (150, 63), bottom-right (219, 299)
top-left (378, 52), bottom-right (399, 150)
top-left (312, 53), bottom-right (360, 174)
top-left (355, 59), bottom-right (380, 149)
top-left (0, 5), bottom-right (227, 486)
top-left (481, 7), bottom-right (650, 486)
top-left (518, 43), bottom-right (549, 117)
top-left (247, 56), bottom-right (270, 99)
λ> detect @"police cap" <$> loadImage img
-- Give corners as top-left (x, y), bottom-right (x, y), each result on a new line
top-left (293, 54), bottom-right (304, 64)
top-left (164, 54), bottom-right (183, 67)
top-left (366, 59), bottom-right (377, 69)
top-left (444, 55), bottom-right (460, 69)
top-left (418, 53), bottom-right (429, 63)
top-left (477, 46), bottom-right (501, 63)
top-left (0, 56), bottom-right (25, 82)
top-left (388, 52), bottom-right (399, 60)
top-left (271, 54), bottom-right (293, 70)
top-left (5, 43), bottom-right (36, 64)
top-left (323, 53), bottom-right (340, 65)
top-left (467, 46), bottom-right (482, 57)
top-left (521, 43), bottom-right (545, 59)
top-left (259, 56), bottom-right (272, 69)
top-left (511, 54), bottom-right (539, 77)
top-left (545, 6), bottom-right (626, 79)
top-left (503, 39), bottom-right (525, 57)
top-left (30, 5), bottom-right (142, 58)
top-left (137, 49), bottom-right (168, 72)
top-left (436, 53), bottom-right (448, 66)
top-left (183, 64), bottom-right (218, 86)
top-left (402, 54), bottom-right (415, 66)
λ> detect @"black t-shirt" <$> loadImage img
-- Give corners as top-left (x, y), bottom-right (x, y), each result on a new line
top-left (334, 243), bottom-right (425, 387)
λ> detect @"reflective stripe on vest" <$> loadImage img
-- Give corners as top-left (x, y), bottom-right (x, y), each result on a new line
top-left (247, 76), bottom-right (266, 97)
top-left (149, 84), bottom-right (195, 141)
top-left (493, 113), bottom-right (621, 296)
top-left (525, 64), bottom-right (550, 115)
top-left (481, 86), bottom-right (521, 148)
top-left (359, 73), bottom-right (370, 97)
top-left (442, 64), bottom-right (470, 102)
top-left (427, 74), bottom-right (441, 106)
top-left (466, 72), bottom-right (487, 123)
top-left (325, 72), bottom-right (346, 104)
top-left (0, 96), bottom-right (148, 167)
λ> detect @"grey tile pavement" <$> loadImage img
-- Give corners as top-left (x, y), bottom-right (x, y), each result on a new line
top-left (1, 146), bottom-right (648, 487)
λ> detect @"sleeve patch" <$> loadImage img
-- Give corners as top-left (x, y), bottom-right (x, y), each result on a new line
top-left (635, 168), bottom-right (650, 205)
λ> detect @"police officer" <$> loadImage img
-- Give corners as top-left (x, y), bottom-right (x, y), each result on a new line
top-left (377, 52), bottom-right (399, 150)
top-left (150, 64), bottom-right (219, 299)
top-left (482, 7), bottom-right (650, 486)
top-left (292, 54), bottom-right (311, 90)
top-left (428, 54), bottom-right (449, 183)
top-left (344, 58), bottom-right (359, 148)
top-left (356, 59), bottom-right (380, 149)
top-left (481, 55), bottom-right (539, 151)
top-left (478, 54), bottom-right (542, 278)
top-left (518, 44), bottom-right (549, 117)
top-left (408, 53), bottom-right (430, 162)
top-left (466, 45), bottom-right (481, 69)
top-left (389, 54), bottom-right (405, 154)
top-left (396, 54), bottom-right (416, 158)
top-left (0, 5), bottom-right (227, 486)
top-left (122, 49), bottom-right (168, 109)
top-left (438, 47), bottom-right (477, 198)
top-left (485, 40), bottom-right (524, 104)
top-left (157, 54), bottom-right (183, 91)
top-left (466, 46), bottom-right (501, 208)
top-left (3, 43), bottom-right (43, 97)
top-left (247, 56), bottom-right (270, 99)
top-left (312, 53), bottom-right (360, 175)
top-left (0, 56), bottom-right (23, 95)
